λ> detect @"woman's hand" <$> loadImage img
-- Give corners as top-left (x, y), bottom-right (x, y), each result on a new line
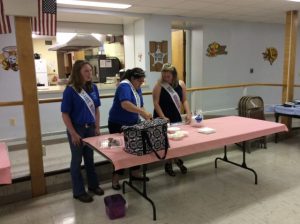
top-left (162, 116), bottom-right (170, 123)
top-left (95, 127), bottom-right (100, 136)
top-left (185, 113), bottom-right (192, 124)
top-left (141, 110), bottom-right (152, 120)
top-left (70, 131), bottom-right (82, 147)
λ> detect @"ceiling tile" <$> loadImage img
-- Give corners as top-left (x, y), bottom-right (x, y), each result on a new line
top-left (124, 6), bottom-right (163, 14)
top-left (155, 8), bottom-right (191, 16)
top-left (134, 0), bottom-right (186, 8)
top-left (57, 0), bottom-right (300, 24)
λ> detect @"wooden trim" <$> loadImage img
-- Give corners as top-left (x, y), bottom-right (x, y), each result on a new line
top-left (282, 11), bottom-right (298, 128)
top-left (187, 83), bottom-right (285, 92)
top-left (0, 83), bottom-right (299, 107)
top-left (0, 101), bottom-right (23, 107)
top-left (15, 17), bottom-right (46, 197)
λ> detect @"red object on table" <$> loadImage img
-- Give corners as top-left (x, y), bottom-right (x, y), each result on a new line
top-left (0, 142), bottom-right (12, 184)
top-left (83, 116), bottom-right (288, 171)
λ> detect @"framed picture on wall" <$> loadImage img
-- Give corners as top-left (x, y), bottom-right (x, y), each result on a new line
top-left (149, 41), bottom-right (168, 71)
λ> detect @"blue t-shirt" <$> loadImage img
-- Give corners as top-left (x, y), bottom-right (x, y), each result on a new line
top-left (109, 82), bottom-right (144, 126)
top-left (61, 84), bottom-right (101, 125)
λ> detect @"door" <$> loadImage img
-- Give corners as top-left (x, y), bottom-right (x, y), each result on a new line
top-left (66, 53), bottom-right (72, 75)
top-left (172, 30), bottom-right (186, 82)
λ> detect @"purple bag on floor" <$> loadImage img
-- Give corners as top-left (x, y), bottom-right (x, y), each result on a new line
top-left (104, 194), bottom-right (126, 220)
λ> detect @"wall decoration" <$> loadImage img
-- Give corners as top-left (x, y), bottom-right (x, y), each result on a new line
top-left (262, 47), bottom-right (278, 65)
top-left (149, 41), bottom-right (168, 71)
top-left (206, 42), bottom-right (228, 57)
top-left (137, 52), bottom-right (143, 62)
top-left (0, 46), bottom-right (18, 71)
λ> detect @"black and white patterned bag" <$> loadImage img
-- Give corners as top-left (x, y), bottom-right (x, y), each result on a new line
top-left (122, 118), bottom-right (169, 159)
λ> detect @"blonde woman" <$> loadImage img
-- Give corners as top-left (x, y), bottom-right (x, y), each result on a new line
top-left (152, 63), bottom-right (192, 176)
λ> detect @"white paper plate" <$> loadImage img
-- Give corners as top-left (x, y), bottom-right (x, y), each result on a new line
top-left (197, 127), bottom-right (216, 134)
top-left (167, 127), bottom-right (180, 133)
top-left (168, 130), bottom-right (188, 140)
top-left (168, 133), bottom-right (185, 140)
top-left (170, 135), bottom-right (185, 140)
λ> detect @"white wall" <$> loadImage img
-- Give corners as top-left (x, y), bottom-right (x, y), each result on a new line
top-left (123, 23), bottom-right (135, 69)
top-left (134, 19), bottom-right (146, 70)
top-left (0, 17), bottom-right (26, 140)
top-left (190, 29), bottom-right (204, 113)
top-left (196, 20), bottom-right (300, 115)
top-left (144, 15), bottom-right (172, 90)
top-left (57, 21), bottom-right (123, 35)
top-left (143, 16), bottom-right (172, 113)
top-left (202, 21), bottom-right (285, 85)
top-left (124, 16), bottom-right (172, 114)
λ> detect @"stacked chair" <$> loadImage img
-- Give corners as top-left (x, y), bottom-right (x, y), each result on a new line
top-left (238, 96), bottom-right (267, 152)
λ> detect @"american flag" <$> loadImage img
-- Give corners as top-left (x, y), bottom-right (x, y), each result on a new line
top-left (0, 0), bottom-right (11, 34)
top-left (31, 0), bottom-right (57, 36)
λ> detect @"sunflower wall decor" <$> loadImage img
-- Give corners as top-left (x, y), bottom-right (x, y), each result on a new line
top-left (262, 47), bottom-right (278, 65)
top-left (206, 42), bottom-right (228, 57)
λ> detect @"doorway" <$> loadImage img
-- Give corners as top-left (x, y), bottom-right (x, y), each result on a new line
top-left (171, 29), bottom-right (186, 82)
top-left (66, 53), bottom-right (73, 76)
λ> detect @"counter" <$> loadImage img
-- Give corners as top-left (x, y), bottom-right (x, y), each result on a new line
top-left (37, 83), bottom-right (150, 99)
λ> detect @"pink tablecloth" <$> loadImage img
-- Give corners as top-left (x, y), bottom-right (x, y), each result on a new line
top-left (83, 116), bottom-right (288, 170)
top-left (0, 142), bottom-right (12, 184)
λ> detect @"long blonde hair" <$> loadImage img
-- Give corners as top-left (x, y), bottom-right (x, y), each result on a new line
top-left (159, 63), bottom-right (179, 88)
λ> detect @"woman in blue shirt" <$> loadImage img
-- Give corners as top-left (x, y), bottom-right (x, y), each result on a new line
top-left (61, 60), bottom-right (104, 203)
top-left (108, 67), bottom-right (152, 190)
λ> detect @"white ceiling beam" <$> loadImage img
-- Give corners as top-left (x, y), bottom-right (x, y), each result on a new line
top-left (3, 0), bottom-right (37, 17)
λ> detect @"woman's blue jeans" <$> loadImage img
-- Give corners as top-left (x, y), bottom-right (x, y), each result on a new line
top-left (67, 123), bottom-right (99, 197)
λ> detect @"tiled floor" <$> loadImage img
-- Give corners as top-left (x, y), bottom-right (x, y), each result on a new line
top-left (1, 136), bottom-right (300, 224)
top-left (8, 140), bottom-right (107, 179)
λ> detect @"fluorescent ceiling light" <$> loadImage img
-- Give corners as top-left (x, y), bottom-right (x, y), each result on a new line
top-left (287, 0), bottom-right (300, 2)
top-left (57, 0), bottom-right (131, 9)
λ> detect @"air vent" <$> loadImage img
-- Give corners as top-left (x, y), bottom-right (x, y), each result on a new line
top-left (45, 40), bottom-right (52, 45)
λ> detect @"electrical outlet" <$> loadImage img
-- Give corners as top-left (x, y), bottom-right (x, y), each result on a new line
top-left (9, 118), bottom-right (16, 126)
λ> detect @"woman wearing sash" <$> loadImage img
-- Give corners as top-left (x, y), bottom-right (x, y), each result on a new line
top-left (108, 67), bottom-right (152, 190)
top-left (153, 63), bottom-right (192, 176)
top-left (61, 60), bottom-right (104, 203)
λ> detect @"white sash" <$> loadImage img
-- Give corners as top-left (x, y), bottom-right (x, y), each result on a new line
top-left (120, 79), bottom-right (141, 109)
top-left (72, 86), bottom-right (96, 121)
top-left (160, 82), bottom-right (181, 114)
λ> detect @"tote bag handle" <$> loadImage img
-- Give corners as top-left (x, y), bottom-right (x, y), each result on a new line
top-left (141, 130), bottom-right (169, 160)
